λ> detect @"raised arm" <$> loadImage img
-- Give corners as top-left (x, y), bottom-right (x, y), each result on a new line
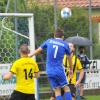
top-left (29, 39), bottom-right (48, 57)
top-left (29, 47), bottom-right (43, 57)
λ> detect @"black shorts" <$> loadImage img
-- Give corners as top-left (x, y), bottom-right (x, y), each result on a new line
top-left (51, 84), bottom-right (76, 97)
top-left (9, 90), bottom-right (35, 100)
top-left (68, 84), bottom-right (76, 97)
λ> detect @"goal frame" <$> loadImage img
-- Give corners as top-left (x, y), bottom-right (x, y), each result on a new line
top-left (0, 13), bottom-right (39, 100)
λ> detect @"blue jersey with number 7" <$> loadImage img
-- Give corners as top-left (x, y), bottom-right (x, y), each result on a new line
top-left (40, 38), bottom-right (71, 75)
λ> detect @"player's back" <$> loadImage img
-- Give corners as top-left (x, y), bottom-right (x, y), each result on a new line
top-left (10, 57), bottom-right (39, 94)
top-left (40, 38), bottom-right (70, 75)
top-left (46, 38), bottom-right (69, 66)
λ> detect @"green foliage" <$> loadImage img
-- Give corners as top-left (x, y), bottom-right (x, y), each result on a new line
top-left (0, 0), bottom-right (26, 13)
top-left (93, 44), bottom-right (100, 59)
top-left (27, 5), bottom-right (90, 61)
top-left (0, 0), bottom-right (7, 12)
top-left (0, 1), bottom-right (90, 46)
top-left (28, 5), bottom-right (89, 46)
top-left (0, 2), bottom-right (93, 61)
top-left (58, 7), bottom-right (89, 38)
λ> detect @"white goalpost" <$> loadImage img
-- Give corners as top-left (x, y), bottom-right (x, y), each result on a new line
top-left (0, 13), bottom-right (39, 100)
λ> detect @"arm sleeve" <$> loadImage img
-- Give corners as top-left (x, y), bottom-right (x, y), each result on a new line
top-left (40, 40), bottom-right (48, 50)
top-left (10, 62), bottom-right (17, 74)
top-left (65, 44), bottom-right (71, 56)
top-left (76, 58), bottom-right (83, 70)
top-left (34, 62), bottom-right (39, 73)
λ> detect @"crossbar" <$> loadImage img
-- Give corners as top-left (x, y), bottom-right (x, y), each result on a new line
top-left (0, 13), bottom-right (33, 17)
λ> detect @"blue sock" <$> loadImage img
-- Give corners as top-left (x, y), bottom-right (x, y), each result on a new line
top-left (56, 95), bottom-right (62, 100)
top-left (64, 92), bottom-right (72, 100)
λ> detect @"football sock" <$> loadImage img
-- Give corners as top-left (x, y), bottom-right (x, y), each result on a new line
top-left (64, 92), bottom-right (72, 100)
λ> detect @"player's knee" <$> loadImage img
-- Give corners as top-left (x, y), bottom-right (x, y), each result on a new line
top-left (54, 87), bottom-right (61, 96)
top-left (50, 97), bottom-right (56, 100)
top-left (63, 85), bottom-right (70, 92)
top-left (72, 97), bottom-right (75, 100)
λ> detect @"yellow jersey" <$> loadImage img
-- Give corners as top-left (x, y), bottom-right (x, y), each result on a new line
top-left (63, 55), bottom-right (82, 84)
top-left (10, 57), bottom-right (39, 94)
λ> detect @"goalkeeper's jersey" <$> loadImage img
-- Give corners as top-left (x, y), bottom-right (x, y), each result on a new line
top-left (63, 55), bottom-right (82, 84)
top-left (10, 57), bottom-right (39, 94)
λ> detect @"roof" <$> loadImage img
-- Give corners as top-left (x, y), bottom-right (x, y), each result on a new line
top-left (92, 16), bottom-right (100, 22)
top-left (37, 0), bottom-right (100, 8)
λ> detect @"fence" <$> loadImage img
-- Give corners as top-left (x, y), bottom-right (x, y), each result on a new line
top-left (0, 60), bottom-right (100, 100)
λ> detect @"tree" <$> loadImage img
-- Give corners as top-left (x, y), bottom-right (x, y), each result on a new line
top-left (0, 0), bottom-right (7, 12)
top-left (0, 2), bottom-right (92, 61)
top-left (58, 7), bottom-right (89, 38)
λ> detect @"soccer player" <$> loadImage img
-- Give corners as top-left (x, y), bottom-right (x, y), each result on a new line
top-left (50, 43), bottom-right (84, 100)
top-left (3, 44), bottom-right (39, 100)
top-left (64, 43), bottom-right (84, 100)
top-left (29, 29), bottom-right (73, 100)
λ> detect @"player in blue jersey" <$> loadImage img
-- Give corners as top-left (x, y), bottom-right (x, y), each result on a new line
top-left (29, 29), bottom-right (73, 100)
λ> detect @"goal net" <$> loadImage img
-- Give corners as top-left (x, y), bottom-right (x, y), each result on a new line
top-left (0, 13), bottom-right (39, 99)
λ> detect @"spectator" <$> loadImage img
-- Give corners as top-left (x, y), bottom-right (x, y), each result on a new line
top-left (77, 46), bottom-right (91, 99)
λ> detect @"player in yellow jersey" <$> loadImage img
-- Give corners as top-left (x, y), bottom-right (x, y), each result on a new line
top-left (50, 43), bottom-right (84, 100)
top-left (3, 44), bottom-right (39, 100)
top-left (63, 43), bottom-right (84, 100)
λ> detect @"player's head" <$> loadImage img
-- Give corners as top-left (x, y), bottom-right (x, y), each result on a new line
top-left (19, 44), bottom-right (30, 56)
top-left (68, 43), bottom-right (76, 53)
top-left (54, 28), bottom-right (64, 39)
top-left (79, 46), bottom-right (85, 54)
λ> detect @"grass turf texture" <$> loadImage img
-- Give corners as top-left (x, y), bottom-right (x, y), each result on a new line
top-left (40, 95), bottom-right (100, 100)
top-left (86, 95), bottom-right (100, 100)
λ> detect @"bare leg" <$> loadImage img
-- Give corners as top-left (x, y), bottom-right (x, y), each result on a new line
top-left (80, 83), bottom-right (84, 96)
top-left (54, 87), bottom-right (62, 100)
top-left (50, 97), bottom-right (56, 100)
top-left (63, 86), bottom-right (72, 100)
top-left (72, 97), bottom-right (75, 100)
top-left (54, 87), bottom-right (61, 96)
top-left (63, 85), bottom-right (70, 92)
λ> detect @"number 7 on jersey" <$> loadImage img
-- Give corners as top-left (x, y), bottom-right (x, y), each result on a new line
top-left (53, 45), bottom-right (58, 58)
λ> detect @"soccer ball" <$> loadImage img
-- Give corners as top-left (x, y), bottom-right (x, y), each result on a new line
top-left (61, 7), bottom-right (72, 19)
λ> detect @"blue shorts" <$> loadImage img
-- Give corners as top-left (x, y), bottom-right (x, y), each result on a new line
top-left (48, 71), bottom-right (68, 89)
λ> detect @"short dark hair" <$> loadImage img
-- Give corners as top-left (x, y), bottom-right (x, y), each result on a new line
top-left (79, 46), bottom-right (85, 50)
top-left (19, 44), bottom-right (30, 54)
top-left (54, 28), bottom-right (64, 38)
